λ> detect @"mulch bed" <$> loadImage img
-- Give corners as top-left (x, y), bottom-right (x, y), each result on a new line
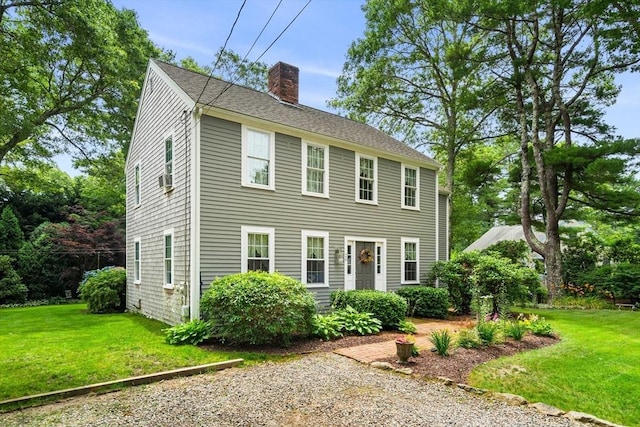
top-left (377, 334), bottom-right (559, 384)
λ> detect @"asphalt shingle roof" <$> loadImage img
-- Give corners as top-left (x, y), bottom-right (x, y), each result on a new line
top-left (153, 59), bottom-right (440, 168)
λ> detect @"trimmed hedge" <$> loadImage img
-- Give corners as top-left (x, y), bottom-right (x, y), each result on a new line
top-left (201, 271), bottom-right (316, 346)
top-left (395, 286), bottom-right (449, 319)
top-left (330, 290), bottom-right (407, 329)
top-left (78, 266), bottom-right (126, 313)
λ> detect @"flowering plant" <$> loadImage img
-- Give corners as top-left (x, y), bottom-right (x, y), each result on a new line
top-left (395, 334), bottom-right (415, 344)
top-left (359, 248), bottom-right (373, 264)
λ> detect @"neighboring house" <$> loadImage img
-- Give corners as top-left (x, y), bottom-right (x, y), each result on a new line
top-left (125, 59), bottom-right (450, 325)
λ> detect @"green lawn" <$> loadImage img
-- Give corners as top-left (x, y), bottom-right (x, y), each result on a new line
top-left (0, 304), bottom-right (275, 404)
top-left (469, 309), bottom-right (640, 426)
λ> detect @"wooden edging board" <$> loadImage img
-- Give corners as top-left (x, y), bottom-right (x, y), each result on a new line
top-left (0, 358), bottom-right (244, 410)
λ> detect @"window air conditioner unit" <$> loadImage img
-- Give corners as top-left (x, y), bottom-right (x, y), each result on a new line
top-left (158, 174), bottom-right (173, 189)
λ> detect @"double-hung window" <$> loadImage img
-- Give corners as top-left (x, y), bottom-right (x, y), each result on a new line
top-left (355, 153), bottom-right (377, 204)
top-left (134, 238), bottom-right (141, 284)
top-left (134, 163), bottom-right (141, 206)
top-left (163, 230), bottom-right (174, 289)
top-left (301, 230), bottom-right (329, 287)
top-left (401, 237), bottom-right (419, 284)
top-left (401, 165), bottom-right (420, 210)
top-left (242, 125), bottom-right (275, 190)
top-left (165, 135), bottom-right (173, 177)
top-left (241, 226), bottom-right (275, 273)
top-left (302, 141), bottom-right (329, 197)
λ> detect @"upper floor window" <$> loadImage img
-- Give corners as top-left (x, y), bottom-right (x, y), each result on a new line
top-left (401, 237), bottom-right (419, 284)
top-left (401, 165), bottom-right (420, 210)
top-left (163, 230), bottom-right (174, 289)
top-left (301, 230), bottom-right (329, 287)
top-left (241, 226), bottom-right (275, 273)
top-left (134, 238), bottom-right (141, 284)
top-left (134, 164), bottom-right (141, 206)
top-left (242, 125), bottom-right (275, 190)
top-left (355, 153), bottom-right (377, 204)
top-left (302, 141), bottom-right (329, 197)
top-left (164, 135), bottom-right (173, 177)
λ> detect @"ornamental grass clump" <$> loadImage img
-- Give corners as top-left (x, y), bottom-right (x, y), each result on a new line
top-left (503, 320), bottom-right (527, 341)
top-left (476, 320), bottom-right (501, 345)
top-left (430, 329), bottom-right (453, 356)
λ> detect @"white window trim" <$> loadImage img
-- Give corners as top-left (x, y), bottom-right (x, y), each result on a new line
top-left (134, 162), bottom-right (141, 207)
top-left (133, 237), bottom-right (141, 284)
top-left (241, 125), bottom-right (276, 191)
top-left (401, 237), bottom-right (420, 285)
top-left (355, 153), bottom-right (378, 205)
top-left (301, 230), bottom-right (329, 288)
top-left (301, 140), bottom-right (329, 198)
top-left (163, 229), bottom-right (174, 290)
top-left (241, 226), bottom-right (275, 273)
top-left (401, 164), bottom-right (420, 210)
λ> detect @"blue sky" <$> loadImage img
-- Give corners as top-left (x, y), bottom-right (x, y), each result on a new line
top-left (58, 0), bottom-right (638, 174)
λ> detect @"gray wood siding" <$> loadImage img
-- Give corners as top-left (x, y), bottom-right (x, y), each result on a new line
top-left (438, 194), bottom-right (449, 261)
top-left (125, 67), bottom-right (192, 325)
top-left (199, 116), bottom-right (438, 308)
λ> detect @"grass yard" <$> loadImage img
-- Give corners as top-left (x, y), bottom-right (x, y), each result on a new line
top-left (469, 309), bottom-right (640, 426)
top-left (0, 304), bottom-right (276, 405)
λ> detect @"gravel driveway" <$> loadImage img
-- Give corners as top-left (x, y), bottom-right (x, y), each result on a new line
top-left (1, 353), bottom-right (582, 427)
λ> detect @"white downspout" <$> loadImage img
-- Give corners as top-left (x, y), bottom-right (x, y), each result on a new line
top-left (189, 107), bottom-right (202, 320)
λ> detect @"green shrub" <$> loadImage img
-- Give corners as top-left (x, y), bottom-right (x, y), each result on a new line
top-left (396, 286), bottom-right (449, 319)
top-left (201, 271), bottom-right (316, 346)
top-left (430, 329), bottom-right (453, 356)
top-left (398, 319), bottom-right (417, 334)
top-left (523, 315), bottom-right (554, 337)
top-left (78, 266), bottom-right (126, 313)
top-left (330, 290), bottom-right (407, 329)
top-left (582, 263), bottom-right (640, 302)
top-left (428, 252), bottom-right (479, 314)
top-left (483, 240), bottom-right (529, 265)
top-left (333, 305), bottom-right (382, 336)
top-left (552, 295), bottom-right (612, 309)
top-left (0, 255), bottom-right (28, 305)
top-left (164, 319), bottom-right (212, 345)
top-left (503, 320), bottom-right (527, 341)
top-left (456, 328), bottom-right (481, 349)
top-left (476, 321), bottom-right (501, 345)
top-left (312, 313), bottom-right (344, 341)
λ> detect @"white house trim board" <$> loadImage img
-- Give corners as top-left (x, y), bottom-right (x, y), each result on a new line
top-left (343, 236), bottom-right (387, 292)
top-left (435, 171), bottom-right (439, 263)
top-left (189, 107), bottom-right (202, 321)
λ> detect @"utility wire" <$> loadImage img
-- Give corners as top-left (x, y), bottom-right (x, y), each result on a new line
top-left (193, 0), bottom-right (247, 105)
top-left (204, 0), bottom-right (312, 108)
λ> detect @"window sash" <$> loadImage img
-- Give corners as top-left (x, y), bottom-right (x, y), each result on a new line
top-left (402, 240), bottom-right (418, 283)
top-left (247, 232), bottom-right (270, 272)
top-left (305, 236), bottom-right (325, 284)
top-left (358, 156), bottom-right (375, 201)
top-left (165, 136), bottom-right (173, 176)
top-left (306, 145), bottom-right (325, 194)
top-left (404, 167), bottom-right (417, 207)
top-left (134, 240), bottom-right (140, 282)
top-left (134, 165), bottom-right (140, 205)
top-left (246, 129), bottom-right (271, 186)
top-left (164, 234), bottom-right (172, 285)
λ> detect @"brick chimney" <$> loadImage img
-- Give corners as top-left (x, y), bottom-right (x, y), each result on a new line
top-left (268, 62), bottom-right (299, 104)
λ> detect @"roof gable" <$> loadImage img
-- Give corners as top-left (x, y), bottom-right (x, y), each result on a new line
top-left (151, 59), bottom-right (440, 169)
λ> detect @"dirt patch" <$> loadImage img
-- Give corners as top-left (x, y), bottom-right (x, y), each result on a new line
top-left (377, 334), bottom-right (558, 384)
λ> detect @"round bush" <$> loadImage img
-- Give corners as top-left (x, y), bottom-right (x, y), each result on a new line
top-left (330, 290), bottom-right (407, 329)
top-left (78, 266), bottom-right (126, 313)
top-left (0, 255), bottom-right (28, 305)
top-left (200, 271), bottom-right (316, 346)
top-left (396, 286), bottom-right (449, 319)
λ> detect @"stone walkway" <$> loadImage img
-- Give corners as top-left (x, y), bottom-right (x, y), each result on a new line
top-left (334, 317), bottom-right (473, 363)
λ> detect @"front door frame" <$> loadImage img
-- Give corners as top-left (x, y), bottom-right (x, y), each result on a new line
top-left (344, 236), bottom-right (386, 292)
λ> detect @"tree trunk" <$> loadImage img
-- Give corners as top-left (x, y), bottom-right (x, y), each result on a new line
top-left (543, 227), bottom-right (562, 301)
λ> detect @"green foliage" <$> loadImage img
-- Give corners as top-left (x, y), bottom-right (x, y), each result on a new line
top-left (164, 319), bottom-right (212, 346)
top-left (562, 233), bottom-right (605, 286)
top-left (551, 296), bottom-right (613, 310)
top-left (397, 319), bottom-right (417, 334)
top-left (78, 266), bottom-right (126, 313)
top-left (201, 272), bottom-right (316, 346)
top-left (330, 290), bottom-right (407, 329)
top-left (395, 286), bottom-right (449, 319)
top-left (333, 305), bottom-right (382, 336)
top-left (582, 263), bottom-right (640, 302)
top-left (430, 329), bottom-right (453, 356)
top-left (0, 206), bottom-right (24, 253)
top-left (503, 320), bottom-right (527, 341)
top-left (428, 252), bottom-right (480, 314)
top-left (311, 313), bottom-right (344, 341)
top-left (483, 240), bottom-right (529, 265)
top-left (456, 328), bottom-right (481, 349)
top-left (476, 321), bottom-right (501, 345)
top-left (0, 255), bottom-right (28, 304)
top-left (521, 314), bottom-right (554, 337)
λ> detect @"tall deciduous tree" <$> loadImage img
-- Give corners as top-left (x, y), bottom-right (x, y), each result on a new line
top-left (479, 0), bottom-right (640, 294)
top-left (0, 0), bottom-right (159, 165)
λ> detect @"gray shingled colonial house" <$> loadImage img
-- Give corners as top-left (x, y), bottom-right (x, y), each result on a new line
top-left (125, 59), bottom-right (450, 325)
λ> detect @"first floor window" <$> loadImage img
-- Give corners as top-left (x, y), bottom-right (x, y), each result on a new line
top-left (401, 238), bottom-right (419, 283)
top-left (302, 231), bottom-right (329, 286)
top-left (242, 226), bottom-right (275, 273)
top-left (164, 230), bottom-right (173, 287)
top-left (134, 238), bottom-right (141, 283)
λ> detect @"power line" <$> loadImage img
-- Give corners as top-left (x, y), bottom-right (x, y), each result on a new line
top-left (193, 0), bottom-right (247, 105)
top-left (204, 0), bottom-right (312, 108)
